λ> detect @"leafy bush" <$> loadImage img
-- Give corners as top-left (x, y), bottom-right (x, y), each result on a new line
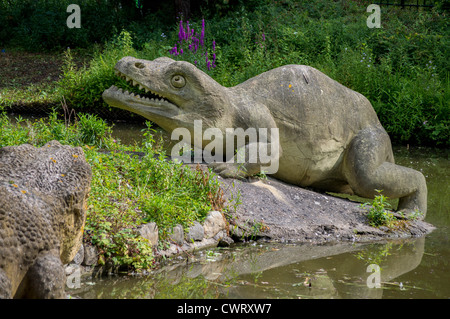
top-left (0, 110), bottom-right (112, 148)
top-left (168, 18), bottom-right (218, 72)
top-left (57, 30), bottom-right (138, 110)
top-left (360, 190), bottom-right (397, 227)
top-left (84, 125), bottom-right (224, 268)
top-left (0, 112), bottom-right (225, 270)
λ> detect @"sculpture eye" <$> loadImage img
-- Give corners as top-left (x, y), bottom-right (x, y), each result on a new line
top-left (171, 75), bottom-right (186, 88)
top-left (135, 62), bottom-right (145, 69)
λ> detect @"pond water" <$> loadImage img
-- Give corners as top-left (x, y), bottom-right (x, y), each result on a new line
top-left (70, 122), bottom-right (449, 299)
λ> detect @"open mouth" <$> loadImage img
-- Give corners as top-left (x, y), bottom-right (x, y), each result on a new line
top-left (111, 69), bottom-right (173, 106)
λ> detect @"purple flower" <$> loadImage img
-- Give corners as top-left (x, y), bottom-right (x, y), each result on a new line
top-left (186, 21), bottom-right (190, 40)
top-left (192, 36), bottom-right (199, 52)
top-left (200, 19), bottom-right (205, 47)
top-left (170, 18), bottom-right (217, 72)
top-left (170, 45), bottom-right (178, 56)
top-left (179, 20), bottom-right (185, 42)
top-left (262, 33), bottom-right (265, 41)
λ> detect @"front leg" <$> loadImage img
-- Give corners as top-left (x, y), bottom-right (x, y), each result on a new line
top-left (209, 141), bottom-right (281, 180)
top-left (21, 252), bottom-right (66, 299)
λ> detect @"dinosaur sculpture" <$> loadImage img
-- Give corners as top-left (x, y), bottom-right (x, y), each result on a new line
top-left (0, 141), bottom-right (91, 298)
top-left (102, 56), bottom-right (427, 217)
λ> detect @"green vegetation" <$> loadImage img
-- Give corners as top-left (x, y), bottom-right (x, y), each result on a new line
top-left (354, 241), bottom-right (397, 266)
top-left (1, 0), bottom-right (448, 146)
top-left (360, 189), bottom-right (425, 228)
top-left (0, 0), bottom-right (129, 50)
top-left (0, 0), bottom-right (448, 269)
top-left (360, 190), bottom-right (397, 227)
top-left (0, 110), bottom-right (225, 270)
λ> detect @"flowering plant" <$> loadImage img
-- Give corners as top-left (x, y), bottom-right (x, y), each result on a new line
top-left (169, 19), bottom-right (217, 72)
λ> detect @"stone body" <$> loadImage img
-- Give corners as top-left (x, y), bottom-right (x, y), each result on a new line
top-left (103, 57), bottom-right (427, 216)
top-left (0, 141), bottom-right (92, 298)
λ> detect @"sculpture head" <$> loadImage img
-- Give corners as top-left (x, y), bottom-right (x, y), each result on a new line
top-left (102, 56), bottom-right (230, 133)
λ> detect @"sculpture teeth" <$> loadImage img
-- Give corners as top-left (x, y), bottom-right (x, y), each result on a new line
top-left (112, 70), bottom-right (170, 103)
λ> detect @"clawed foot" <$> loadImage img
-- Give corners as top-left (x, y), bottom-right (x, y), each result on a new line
top-left (208, 162), bottom-right (249, 180)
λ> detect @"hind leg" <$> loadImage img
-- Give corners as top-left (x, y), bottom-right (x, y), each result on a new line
top-left (343, 127), bottom-right (427, 218)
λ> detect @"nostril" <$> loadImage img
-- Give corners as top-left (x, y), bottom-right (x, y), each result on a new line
top-left (135, 62), bottom-right (145, 69)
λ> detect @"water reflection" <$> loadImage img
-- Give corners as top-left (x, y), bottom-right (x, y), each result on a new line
top-left (69, 237), bottom-right (428, 299)
top-left (228, 238), bottom-right (426, 299)
top-left (393, 146), bottom-right (449, 227)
